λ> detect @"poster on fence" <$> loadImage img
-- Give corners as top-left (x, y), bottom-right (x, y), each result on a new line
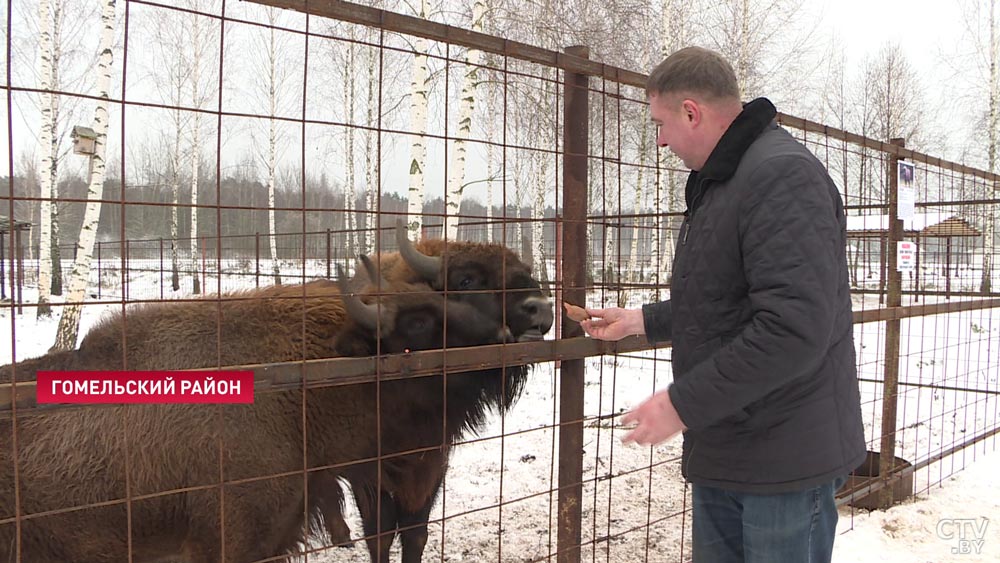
top-left (898, 161), bottom-right (916, 225)
top-left (897, 240), bottom-right (917, 272)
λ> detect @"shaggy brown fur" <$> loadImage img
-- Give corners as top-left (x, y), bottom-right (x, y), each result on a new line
top-left (0, 279), bottom-right (511, 563)
top-left (342, 237), bottom-right (553, 563)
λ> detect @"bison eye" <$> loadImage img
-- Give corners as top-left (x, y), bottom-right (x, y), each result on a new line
top-left (459, 276), bottom-right (473, 289)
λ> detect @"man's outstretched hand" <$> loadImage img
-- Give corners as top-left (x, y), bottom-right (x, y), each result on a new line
top-left (580, 307), bottom-right (645, 341)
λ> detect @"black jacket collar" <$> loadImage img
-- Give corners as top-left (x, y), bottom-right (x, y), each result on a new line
top-left (685, 97), bottom-right (777, 210)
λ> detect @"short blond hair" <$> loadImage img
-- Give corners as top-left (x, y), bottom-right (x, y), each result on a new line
top-left (646, 46), bottom-right (740, 101)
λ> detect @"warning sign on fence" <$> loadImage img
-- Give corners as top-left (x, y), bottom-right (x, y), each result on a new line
top-left (897, 241), bottom-right (917, 272)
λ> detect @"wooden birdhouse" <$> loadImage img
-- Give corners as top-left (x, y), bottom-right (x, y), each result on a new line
top-left (71, 125), bottom-right (97, 156)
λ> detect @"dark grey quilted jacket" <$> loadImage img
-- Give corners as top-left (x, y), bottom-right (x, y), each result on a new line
top-left (641, 98), bottom-right (866, 493)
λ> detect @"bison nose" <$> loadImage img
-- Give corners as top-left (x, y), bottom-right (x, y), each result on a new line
top-left (521, 296), bottom-right (554, 334)
top-left (521, 300), bottom-right (538, 317)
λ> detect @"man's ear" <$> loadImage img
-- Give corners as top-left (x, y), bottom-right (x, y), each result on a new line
top-left (681, 99), bottom-right (701, 125)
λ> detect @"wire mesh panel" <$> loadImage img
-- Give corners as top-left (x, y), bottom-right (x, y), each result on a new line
top-left (2, 0), bottom-right (1000, 562)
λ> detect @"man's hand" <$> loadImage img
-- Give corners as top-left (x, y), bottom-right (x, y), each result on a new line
top-left (580, 307), bottom-right (645, 341)
top-left (621, 389), bottom-right (687, 446)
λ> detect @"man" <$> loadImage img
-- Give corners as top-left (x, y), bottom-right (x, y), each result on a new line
top-left (580, 46), bottom-right (866, 563)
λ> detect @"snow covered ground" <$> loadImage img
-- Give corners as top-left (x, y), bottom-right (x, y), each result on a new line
top-left (2, 264), bottom-right (999, 562)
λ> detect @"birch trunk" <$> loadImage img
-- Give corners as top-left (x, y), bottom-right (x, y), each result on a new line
top-left (51, 0), bottom-right (116, 351)
top-left (531, 154), bottom-right (548, 284)
top-left (267, 117), bottom-right (281, 284)
top-left (653, 0), bottom-right (682, 294)
top-left (603, 160), bottom-right (617, 283)
top-left (170, 103), bottom-right (181, 291)
top-left (48, 0), bottom-right (65, 297)
top-left (405, 0), bottom-right (430, 239)
top-left (444, 0), bottom-right (485, 241)
top-left (344, 37), bottom-right (358, 257)
top-left (485, 137), bottom-right (494, 243)
top-left (981, 0), bottom-right (997, 293)
top-left (363, 43), bottom-right (377, 255)
top-left (190, 9), bottom-right (202, 294)
top-left (36, 0), bottom-right (55, 317)
top-left (628, 128), bottom-right (648, 282)
top-left (266, 24), bottom-right (282, 285)
top-left (738, 0), bottom-right (750, 95)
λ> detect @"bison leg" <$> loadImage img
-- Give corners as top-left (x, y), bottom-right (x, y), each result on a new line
top-left (309, 472), bottom-right (354, 547)
top-left (396, 479), bottom-right (440, 563)
top-left (354, 485), bottom-right (396, 563)
top-left (352, 483), bottom-right (398, 563)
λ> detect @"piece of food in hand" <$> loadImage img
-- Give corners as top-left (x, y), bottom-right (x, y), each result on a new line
top-left (563, 302), bottom-right (591, 322)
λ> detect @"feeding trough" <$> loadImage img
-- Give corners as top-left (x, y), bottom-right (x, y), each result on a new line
top-left (839, 450), bottom-right (914, 510)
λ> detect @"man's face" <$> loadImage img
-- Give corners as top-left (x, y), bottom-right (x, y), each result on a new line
top-left (649, 92), bottom-right (697, 169)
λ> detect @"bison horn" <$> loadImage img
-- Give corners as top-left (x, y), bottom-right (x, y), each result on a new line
top-left (358, 254), bottom-right (388, 288)
top-left (335, 264), bottom-right (382, 332)
top-left (395, 218), bottom-right (441, 282)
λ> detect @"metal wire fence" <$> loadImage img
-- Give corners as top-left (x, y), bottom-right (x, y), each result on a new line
top-left (1, 0), bottom-right (999, 562)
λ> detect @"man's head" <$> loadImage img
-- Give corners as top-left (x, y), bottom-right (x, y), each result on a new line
top-left (646, 46), bottom-right (743, 170)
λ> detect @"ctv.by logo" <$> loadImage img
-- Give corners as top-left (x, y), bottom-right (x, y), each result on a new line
top-left (936, 517), bottom-right (989, 555)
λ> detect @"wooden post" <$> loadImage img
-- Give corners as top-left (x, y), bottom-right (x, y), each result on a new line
top-left (879, 138), bottom-right (905, 509)
top-left (558, 44), bottom-right (589, 563)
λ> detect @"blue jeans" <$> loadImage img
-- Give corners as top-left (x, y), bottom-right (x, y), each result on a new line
top-left (692, 476), bottom-right (846, 563)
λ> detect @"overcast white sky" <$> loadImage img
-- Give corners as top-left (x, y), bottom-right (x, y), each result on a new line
top-left (1, 0), bottom-right (989, 202)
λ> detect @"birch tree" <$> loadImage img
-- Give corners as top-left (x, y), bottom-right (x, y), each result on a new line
top-left (251, 7), bottom-right (299, 284)
top-left (443, 0), bottom-right (485, 241)
top-left (866, 44), bottom-right (925, 147)
top-left (532, 151), bottom-right (550, 284)
top-left (628, 125), bottom-right (649, 283)
top-left (982, 0), bottom-right (997, 293)
top-left (693, 0), bottom-right (817, 112)
top-left (951, 0), bottom-right (999, 292)
top-left (147, 4), bottom-right (194, 291)
top-left (35, 0), bottom-right (55, 318)
top-left (188, 5), bottom-right (205, 293)
top-left (406, 0), bottom-right (431, 239)
top-left (343, 29), bottom-right (359, 257)
top-left (651, 0), bottom-right (690, 291)
top-left (18, 0), bottom-right (101, 308)
top-left (363, 43), bottom-right (378, 255)
top-left (51, 0), bottom-right (116, 351)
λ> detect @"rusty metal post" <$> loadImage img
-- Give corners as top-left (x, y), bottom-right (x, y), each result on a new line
top-left (97, 241), bottom-right (103, 300)
top-left (878, 234), bottom-right (887, 305)
top-left (558, 44), bottom-right (589, 563)
top-left (124, 240), bottom-right (130, 301)
top-left (1, 232), bottom-right (6, 300)
top-left (879, 138), bottom-right (905, 509)
top-left (15, 229), bottom-right (23, 314)
top-left (554, 217), bottom-right (563, 342)
top-left (158, 239), bottom-right (164, 300)
top-left (946, 237), bottom-right (953, 299)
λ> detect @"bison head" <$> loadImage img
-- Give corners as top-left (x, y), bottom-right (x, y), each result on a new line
top-left (332, 262), bottom-right (513, 358)
top-left (376, 220), bottom-right (553, 343)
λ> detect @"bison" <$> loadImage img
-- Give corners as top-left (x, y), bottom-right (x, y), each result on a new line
top-left (333, 223), bottom-right (554, 563)
top-left (0, 269), bottom-right (513, 563)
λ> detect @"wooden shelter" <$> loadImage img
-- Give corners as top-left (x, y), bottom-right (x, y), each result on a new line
top-left (846, 212), bottom-right (983, 298)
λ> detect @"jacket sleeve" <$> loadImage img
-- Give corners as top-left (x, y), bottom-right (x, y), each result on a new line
top-left (641, 300), bottom-right (672, 343)
top-left (668, 155), bottom-right (844, 431)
